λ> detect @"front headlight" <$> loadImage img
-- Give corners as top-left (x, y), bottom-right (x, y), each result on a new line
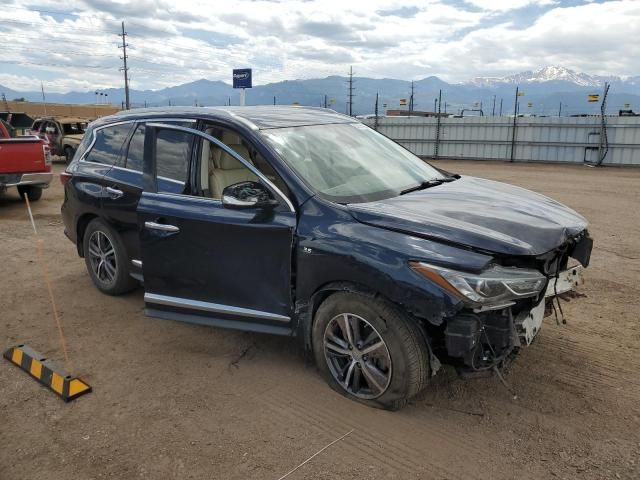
top-left (410, 261), bottom-right (546, 306)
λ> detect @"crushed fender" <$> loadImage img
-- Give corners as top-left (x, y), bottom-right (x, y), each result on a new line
top-left (3, 345), bottom-right (91, 402)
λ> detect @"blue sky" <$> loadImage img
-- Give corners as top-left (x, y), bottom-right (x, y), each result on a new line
top-left (0, 0), bottom-right (637, 93)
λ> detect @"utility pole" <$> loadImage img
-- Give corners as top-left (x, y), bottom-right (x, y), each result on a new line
top-left (324, 94), bottom-right (328, 108)
top-left (434, 89), bottom-right (442, 159)
top-left (374, 92), bottom-right (379, 131)
top-left (118, 21), bottom-right (130, 110)
top-left (347, 66), bottom-right (355, 116)
top-left (597, 82), bottom-right (610, 166)
top-left (492, 95), bottom-right (496, 116)
top-left (409, 81), bottom-right (415, 113)
top-left (510, 87), bottom-right (519, 162)
top-left (41, 82), bottom-right (47, 115)
top-left (499, 98), bottom-right (503, 116)
top-left (558, 102), bottom-right (562, 117)
top-left (273, 96), bottom-right (276, 105)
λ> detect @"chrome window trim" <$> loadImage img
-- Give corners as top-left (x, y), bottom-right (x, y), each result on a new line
top-left (158, 175), bottom-right (186, 185)
top-left (144, 293), bottom-right (290, 323)
top-left (144, 190), bottom-right (223, 205)
top-left (146, 122), bottom-right (295, 213)
top-left (110, 165), bottom-right (141, 175)
top-left (79, 118), bottom-right (197, 164)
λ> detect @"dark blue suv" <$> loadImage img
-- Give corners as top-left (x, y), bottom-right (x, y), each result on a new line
top-left (61, 106), bottom-right (592, 409)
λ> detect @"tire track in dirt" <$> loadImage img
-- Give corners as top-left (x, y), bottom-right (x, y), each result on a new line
top-left (260, 396), bottom-right (427, 478)
top-left (261, 383), bottom-right (539, 480)
top-left (212, 366), bottom-right (424, 478)
top-left (540, 335), bottom-right (640, 374)
top-left (261, 389), bottom-right (462, 479)
top-left (530, 336), bottom-right (640, 403)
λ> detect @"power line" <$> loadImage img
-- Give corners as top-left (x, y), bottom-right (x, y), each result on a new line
top-left (0, 17), bottom-right (118, 35)
top-left (1, 5), bottom-right (101, 19)
top-left (0, 59), bottom-right (116, 70)
top-left (0, 32), bottom-right (117, 47)
top-left (0, 44), bottom-right (117, 58)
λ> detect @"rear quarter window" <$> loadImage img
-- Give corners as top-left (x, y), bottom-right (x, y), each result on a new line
top-left (84, 123), bottom-right (133, 167)
top-left (74, 130), bottom-right (94, 162)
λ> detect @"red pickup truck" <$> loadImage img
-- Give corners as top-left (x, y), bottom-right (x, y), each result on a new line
top-left (0, 120), bottom-right (52, 201)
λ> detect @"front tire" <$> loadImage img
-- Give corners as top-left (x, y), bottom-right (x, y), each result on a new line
top-left (17, 185), bottom-right (43, 202)
top-left (312, 292), bottom-right (430, 410)
top-left (82, 218), bottom-right (138, 295)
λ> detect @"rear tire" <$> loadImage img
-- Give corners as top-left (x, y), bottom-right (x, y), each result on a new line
top-left (312, 291), bottom-right (430, 410)
top-left (64, 146), bottom-right (75, 165)
top-left (83, 218), bottom-right (138, 295)
top-left (17, 185), bottom-right (43, 202)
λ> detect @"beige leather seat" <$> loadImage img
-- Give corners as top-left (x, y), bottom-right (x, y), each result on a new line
top-left (209, 144), bottom-right (258, 198)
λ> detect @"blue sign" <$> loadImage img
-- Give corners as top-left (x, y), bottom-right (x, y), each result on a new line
top-left (233, 69), bottom-right (252, 89)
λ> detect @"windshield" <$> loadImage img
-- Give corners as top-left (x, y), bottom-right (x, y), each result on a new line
top-left (261, 123), bottom-right (445, 203)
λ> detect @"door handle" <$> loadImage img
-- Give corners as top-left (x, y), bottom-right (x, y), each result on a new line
top-left (106, 186), bottom-right (124, 199)
top-left (144, 221), bottom-right (180, 233)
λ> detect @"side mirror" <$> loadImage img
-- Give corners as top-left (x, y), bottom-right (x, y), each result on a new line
top-left (222, 181), bottom-right (278, 210)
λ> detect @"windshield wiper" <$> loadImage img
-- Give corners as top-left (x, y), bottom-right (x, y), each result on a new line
top-left (400, 179), bottom-right (444, 195)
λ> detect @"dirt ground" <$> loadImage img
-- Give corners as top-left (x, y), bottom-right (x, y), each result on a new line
top-left (1, 160), bottom-right (639, 480)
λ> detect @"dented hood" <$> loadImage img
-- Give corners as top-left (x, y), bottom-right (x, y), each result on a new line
top-left (347, 176), bottom-right (588, 256)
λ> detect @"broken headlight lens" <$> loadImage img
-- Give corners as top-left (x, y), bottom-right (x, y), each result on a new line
top-left (410, 262), bottom-right (546, 306)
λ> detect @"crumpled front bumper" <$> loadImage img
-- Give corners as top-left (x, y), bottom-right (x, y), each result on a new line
top-left (0, 172), bottom-right (53, 188)
top-left (515, 265), bottom-right (585, 345)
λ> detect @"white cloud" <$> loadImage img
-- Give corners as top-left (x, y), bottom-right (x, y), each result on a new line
top-left (0, 0), bottom-right (637, 93)
top-left (464, 0), bottom-right (557, 11)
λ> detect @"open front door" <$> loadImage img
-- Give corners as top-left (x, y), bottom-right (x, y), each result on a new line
top-left (137, 123), bottom-right (296, 335)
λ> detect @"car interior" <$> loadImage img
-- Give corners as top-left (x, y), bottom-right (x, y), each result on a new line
top-left (199, 127), bottom-right (288, 200)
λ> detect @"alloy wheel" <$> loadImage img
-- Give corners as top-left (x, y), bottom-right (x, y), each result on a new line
top-left (88, 230), bottom-right (117, 285)
top-left (323, 313), bottom-right (392, 399)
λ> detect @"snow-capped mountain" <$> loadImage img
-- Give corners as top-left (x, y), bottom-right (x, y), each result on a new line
top-left (466, 66), bottom-right (621, 88)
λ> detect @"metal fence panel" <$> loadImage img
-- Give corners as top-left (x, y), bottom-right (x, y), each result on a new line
top-left (364, 116), bottom-right (640, 166)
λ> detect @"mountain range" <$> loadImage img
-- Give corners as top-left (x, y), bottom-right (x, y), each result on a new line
top-left (2, 66), bottom-right (639, 116)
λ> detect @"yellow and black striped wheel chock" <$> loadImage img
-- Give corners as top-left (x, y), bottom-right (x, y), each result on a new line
top-left (3, 345), bottom-right (91, 402)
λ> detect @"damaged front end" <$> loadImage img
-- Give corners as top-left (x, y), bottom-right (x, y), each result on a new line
top-left (413, 231), bottom-right (593, 375)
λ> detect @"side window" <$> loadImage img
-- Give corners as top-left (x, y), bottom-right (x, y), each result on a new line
top-left (124, 121), bottom-right (194, 174)
top-left (125, 124), bottom-right (145, 172)
top-left (201, 127), bottom-right (290, 199)
top-left (84, 123), bottom-right (132, 167)
top-left (156, 129), bottom-right (194, 194)
top-left (204, 139), bottom-right (259, 199)
top-left (74, 130), bottom-right (94, 161)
